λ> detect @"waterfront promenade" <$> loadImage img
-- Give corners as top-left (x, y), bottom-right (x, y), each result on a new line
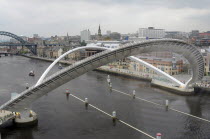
top-left (22, 55), bottom-right (74, 65)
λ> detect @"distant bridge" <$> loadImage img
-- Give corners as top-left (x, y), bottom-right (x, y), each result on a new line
top-left (0, 39), bottom-right (204, 112)
top-left (0, 31), bottom-right (37, 55)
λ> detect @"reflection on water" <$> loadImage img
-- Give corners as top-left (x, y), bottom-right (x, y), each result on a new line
top-left (66, 94), bottom-right (70, 101)
top-left (1, 123), bottom-right (38, 139)
top-left (180, 90), bottom-right (210, 139)
top-left (186, 96), bottom-right (202, 117)
top-left (185, 97), bottom-right (202, 135)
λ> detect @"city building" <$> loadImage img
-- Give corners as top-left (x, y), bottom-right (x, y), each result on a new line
top-left (165, 31), bottom-right (189, 40)
top-left (27, 37), bottom-right (44, 46)
top-left (190, 31), bottom-right (210, 46)
top-left (138, 27), bottom-right (165, 39)
top-left (128, 37), bottom-right (146, 42)
top-left (196, 39), bottom-right (210, 46)
top-left (140, 52), bottom-right (173, 58)
top-left (121, 32), bottom-right (139, 41)
top-left (98, 25), bottom-right (102, 36)
top-left (80, 29), bottom-right (91, 42)
top-left (200, 48), bottom-right (210, 75)
top-left (108, 58), bottom-right (130, 69)
top-left (191, 30), bottom-right (199, 37)
top-left (86, 41), bottom-right (122, 49)
top-left (9, 38), bottom-right (19, 43)
top-left (46, 46), bottom-right (63, 58)
top-left (20, 36), bottom-right (28, 41)
top-left (199, 31), bottom-right (210, 39)
top-left (84, 41), bottom-right (122, 58)
top-left (0, 46), bottom-right (9, 52)
top-left (33, 34), bottom-right (39, 38)
top-left (106, 30), bottom-right (111, 36)
top-left (66, 51), bottom-right (81, 61)
top-left (37, 46), bottom-right (46, 57)
top-left (133, 56), bottom-right (183, 75)
top-left (64, 33), bottom-right (80, 45)
top-left (97, 25), bottom-right (102, 40)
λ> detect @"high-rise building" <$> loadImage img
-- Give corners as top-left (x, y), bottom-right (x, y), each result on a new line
top-left (80, 29), bottom-right (91, 42)
top-left (138, 27), bottom-right (165, 39)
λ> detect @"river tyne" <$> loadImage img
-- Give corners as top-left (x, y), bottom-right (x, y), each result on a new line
top-left (0, 56), bottom-right (210, 139)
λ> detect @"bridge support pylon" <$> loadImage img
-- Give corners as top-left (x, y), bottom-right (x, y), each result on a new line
top-left (14, 109), bottom-right (38, 127)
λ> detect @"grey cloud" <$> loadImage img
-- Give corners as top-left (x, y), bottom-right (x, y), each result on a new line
top-left (0, 0), bottom-right (209, 36)
top-left (80, 0), bottom-right (210, 9)
top-left (9, 0), bottom-right (210, 9)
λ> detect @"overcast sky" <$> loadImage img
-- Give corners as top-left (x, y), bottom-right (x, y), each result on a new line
top-left (0, 0), bottom-right (209, 37)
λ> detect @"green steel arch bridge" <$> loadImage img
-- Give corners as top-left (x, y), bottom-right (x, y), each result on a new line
top-left (0, 31), bottom-right (37, 55)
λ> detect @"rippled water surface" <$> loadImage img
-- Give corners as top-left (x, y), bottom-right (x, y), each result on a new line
top-left (0, 56), bottom-right (210, 139)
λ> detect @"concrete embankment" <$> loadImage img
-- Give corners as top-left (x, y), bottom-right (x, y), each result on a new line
top-left (94, 68), bottom-right (151, 82)
top-left (21, 55), bottom-right (72, 65)
top-left (96, 67), bottom-right (194, 95)
top-left (22, 55), bottom-right (195, 95)
top-left (151, 80), bottom-right (194, 96)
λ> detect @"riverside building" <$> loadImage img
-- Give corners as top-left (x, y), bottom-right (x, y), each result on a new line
top-left (138, 27), bottom-right (165, 39)
top-left (80, 29), bottom-right (91, 42)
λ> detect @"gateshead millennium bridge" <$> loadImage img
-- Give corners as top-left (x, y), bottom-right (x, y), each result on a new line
top-left (0, 32), bottom-right (205, 131)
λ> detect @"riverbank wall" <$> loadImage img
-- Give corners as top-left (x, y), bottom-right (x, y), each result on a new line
top-left (94, 67), bottom-right (152, 82)
top-left (151, 80), bottom-right (194, 96)
top-left (21, 55), bottom-right (72, 65)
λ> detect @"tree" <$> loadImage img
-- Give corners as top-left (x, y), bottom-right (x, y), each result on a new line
top-left (80, 40), bottom-right (87, 46)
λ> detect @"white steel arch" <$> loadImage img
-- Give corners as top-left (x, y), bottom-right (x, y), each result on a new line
top-left (35, 46), bottom-right (188, 88)
top-left (35, 46), bottom-right (110, 86)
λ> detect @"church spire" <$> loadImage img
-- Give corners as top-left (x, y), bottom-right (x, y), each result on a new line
top-left (98, 24), bottom-right (102, 37)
